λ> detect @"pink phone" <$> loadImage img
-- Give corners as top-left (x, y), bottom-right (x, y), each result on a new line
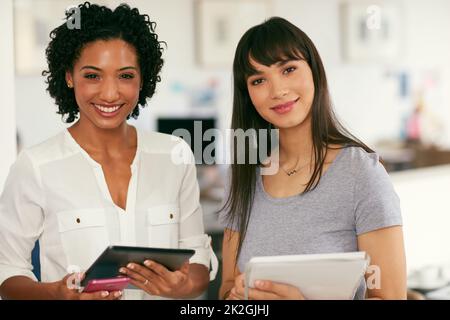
top-left (83, 276), bottom-right (131, 293)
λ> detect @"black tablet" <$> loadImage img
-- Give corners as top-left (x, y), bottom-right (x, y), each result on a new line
top-left (80, 245), bottom-right (195, 286)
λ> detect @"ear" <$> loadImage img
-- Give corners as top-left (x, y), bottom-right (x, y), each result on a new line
top-left (65, 71), bottom-right (73, 88)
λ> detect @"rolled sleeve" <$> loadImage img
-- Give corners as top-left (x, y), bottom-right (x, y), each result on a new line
top-left (0, 151), bottom-right (44, 287)
top-left (179, 234), bottom-right (218, 281)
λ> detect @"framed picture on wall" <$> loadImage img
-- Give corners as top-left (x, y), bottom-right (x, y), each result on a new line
top-left (13, 0), bottom-right (118, 75)
top-left (194, 0), bottom-right (272, 69)
top-left (340, 0), bottom-right (403, 63)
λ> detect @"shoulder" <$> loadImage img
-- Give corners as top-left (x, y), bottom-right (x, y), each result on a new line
top-left (341, 146), bottom-right (396, 198)
top-left (341, 146), bottom-right (383, 176)
top-left (138, 129), bottom-right (191, 154)
top-left (20, 130), bottom-right (75, 168)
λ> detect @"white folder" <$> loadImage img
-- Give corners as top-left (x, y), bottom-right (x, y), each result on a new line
top-left (244, 251), bottom-right (370, 300)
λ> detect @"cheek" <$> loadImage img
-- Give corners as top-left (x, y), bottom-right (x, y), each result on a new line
top-left (74, 82), bottom-right (98, 105)
top-left (248, 87), bottom-right (268, 112)
top-left (299, 73), bottom-right (315, 101)
top-left (121, 82), bottom-right (141, 102)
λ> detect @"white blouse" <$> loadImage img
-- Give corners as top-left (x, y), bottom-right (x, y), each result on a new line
top-left (0, 128), bottom-right (218, 299)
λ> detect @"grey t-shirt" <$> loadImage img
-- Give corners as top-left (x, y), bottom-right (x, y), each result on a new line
top-left (219, 146), bottom-right (402, 300)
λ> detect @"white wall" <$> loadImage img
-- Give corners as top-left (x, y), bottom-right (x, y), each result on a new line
top-left (391, 165), bottom-right (450, 273)
top-left (14, 0), bottom-right (450, 150)
top-left (0, 0), bottom-right (17, 189)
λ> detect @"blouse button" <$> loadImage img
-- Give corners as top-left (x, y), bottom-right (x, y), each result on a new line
top-left (169, 213), bottom-right (173, 219)
top-left (76, 218), bottom-right (81, 224)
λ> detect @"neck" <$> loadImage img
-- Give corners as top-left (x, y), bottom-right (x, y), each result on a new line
top-left (68, 117), bottom-right (136, 154)
top-left (278, 118), bottom-right (314, 166)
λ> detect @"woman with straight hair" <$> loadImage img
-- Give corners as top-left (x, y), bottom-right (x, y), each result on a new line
top-left (219, 17), bottom-right (406, 300)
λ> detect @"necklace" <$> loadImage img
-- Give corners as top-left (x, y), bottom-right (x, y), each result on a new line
top-left (280, 158), bottom-right (309, 176)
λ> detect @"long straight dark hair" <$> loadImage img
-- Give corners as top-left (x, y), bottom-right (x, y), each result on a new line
top-left (221, 17), bottom-right (376, 264)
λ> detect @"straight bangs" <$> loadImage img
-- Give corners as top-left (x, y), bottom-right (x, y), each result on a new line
top-left (235, 21), bottom-right (309, 81)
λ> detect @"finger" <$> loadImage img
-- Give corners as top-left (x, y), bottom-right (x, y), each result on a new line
top-left (247, 287), bottom-right (280, 300)
top-left (143, 260), bottom-right (184, 288)
top-left (234, 280), bottom-right (247, 298)
top-left (119, 267), bottom-right (149, 284)
top-left (254, 280), bottom-right (305, 300)
top-left (143, 260), bottom-right (170, 278)
top-left (120, 265), bottom-right (171, 293)
top-left (124, 263), bottom-right (159, 282)
top-left (232, 287), bottom-right (246, 300)
top-left (109, 291), bottom-right (124, 300)
top-left (226, 291), bottom-right (241, 300)
top-left (129, 279), bottom-right (165, 296)
top-left (80, 290), bottom-right (112, 300)
top-left (166, 270), bottom-right (188, 288)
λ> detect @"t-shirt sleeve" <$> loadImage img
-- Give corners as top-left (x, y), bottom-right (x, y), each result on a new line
top-left (217, 166), bottom-right (240, 232)
top-left (354, 152), bottom-right (403, 235)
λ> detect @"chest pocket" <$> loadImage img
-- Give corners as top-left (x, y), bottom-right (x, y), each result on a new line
top-left (56, 209), bottom-right (109, 270)
top-left (147, 204), bottom-right (180, 248)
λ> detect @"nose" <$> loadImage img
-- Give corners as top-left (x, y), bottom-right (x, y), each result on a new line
top-left (270, 78), bottom-right (289, 99)
top-left (98, 77), bottom-right (120, 102)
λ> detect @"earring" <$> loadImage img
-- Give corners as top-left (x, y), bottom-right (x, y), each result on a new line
top-left (67, 82), bottom-right (73, 88)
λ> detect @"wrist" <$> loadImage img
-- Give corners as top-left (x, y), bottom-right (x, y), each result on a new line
top-left (44, 280), bottom-right (62, 300)
top-left (179, 277), bottom-right (196, 298)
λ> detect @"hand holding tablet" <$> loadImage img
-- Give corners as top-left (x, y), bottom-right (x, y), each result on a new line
top-left (80, 245), bottom-right (195, 293)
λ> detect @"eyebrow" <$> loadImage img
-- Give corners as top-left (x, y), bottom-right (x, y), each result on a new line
top-left (248, 59), bottom-right (296, 77)
top-left (79, 66), bottom-right (138, 71)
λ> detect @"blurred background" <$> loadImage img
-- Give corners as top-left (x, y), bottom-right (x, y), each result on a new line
top-left (0, 0), bottom-right (449, 300)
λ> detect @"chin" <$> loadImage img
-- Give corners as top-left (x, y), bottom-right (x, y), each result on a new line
top-left (87, 117), bottom-right (125, 130)
top-left (271, 118), bottom-right (305, 130)
top-left (96, 121), bottom-right (126, 130)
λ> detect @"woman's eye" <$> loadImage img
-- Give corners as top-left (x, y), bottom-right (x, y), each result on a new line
top-left (284, 66), bottom-right (296, 74)
top-left (120, 73), bottom-right (135, 79)
top-left (251, 78), bottom-right (264, 86)
top-left (84, 74), bottom-right (99, 80)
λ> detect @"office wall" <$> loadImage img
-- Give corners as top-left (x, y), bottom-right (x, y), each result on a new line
top-left (0, 0), bottom-right (17, 189)
top-left (15, 0), bottom-right (450, 150)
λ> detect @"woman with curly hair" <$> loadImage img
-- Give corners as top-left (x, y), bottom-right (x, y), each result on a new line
top-left (0, 2), bottom-right (217, 300)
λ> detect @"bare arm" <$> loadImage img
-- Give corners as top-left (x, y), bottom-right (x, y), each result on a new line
top-left (357, 225), bottom-right (407, 300)
top-left (0, 276), bottom-right (57, 300)
top-left (219, 228), bottom-right (241, 299)
top-left (0, 275), bottom-right (121, 300)
top-left (182, 263), bottom-right (210, 298)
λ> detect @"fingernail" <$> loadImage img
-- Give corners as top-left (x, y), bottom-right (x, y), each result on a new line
top-left (101, 291), bottom-right (109, 297)
top-left (127, 263), bottom-right (133, 269)
top-left (119, 268), bottom-right (126, 273)
top-left (144, 260), bottom-right (151, 267)
top-left (114, 291), bottom-right (122, 297)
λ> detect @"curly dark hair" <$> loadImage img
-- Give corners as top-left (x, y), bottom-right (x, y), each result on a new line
top-left (42, 2), bottom-right (165, 123)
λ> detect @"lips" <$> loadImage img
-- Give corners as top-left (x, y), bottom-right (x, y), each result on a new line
top-left (271, 98), bottom-right (299, 114)
top-left (92, 103), bottom-right (124, 117)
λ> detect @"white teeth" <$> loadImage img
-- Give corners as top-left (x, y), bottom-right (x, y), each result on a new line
top-left (94, 104), bottom-right (121, 113)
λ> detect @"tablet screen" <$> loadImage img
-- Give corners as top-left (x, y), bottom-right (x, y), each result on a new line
top-left (81, 245), bottom-right (195, 286)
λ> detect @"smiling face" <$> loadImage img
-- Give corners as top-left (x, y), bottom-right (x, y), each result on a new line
top-left (246, 56), bottom-right (315, 129)
top-left (65, 39), bottom-right (142, 130)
